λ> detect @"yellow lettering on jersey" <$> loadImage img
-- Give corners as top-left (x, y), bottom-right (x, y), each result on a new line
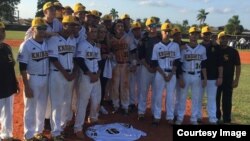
top-left (32, 51), bottom-right (49, 60)
top-left (184, 54), bottom-right (202, 61)
top-left (86, 52), bottom-right (98, 59)
top-left (159, 51), bottom-right (175, 58)
top-left (58, 45), bottom-right (74, 53)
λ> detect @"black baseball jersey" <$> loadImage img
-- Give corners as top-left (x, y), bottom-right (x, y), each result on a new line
top-left (201, 42), bottom-right (223, 80)
top-left (0, 43), bottom-right (18, 99)
top-left (138, 33), bottom-right (161, 67)
top-left (219, 46), bottom-right (241, 81)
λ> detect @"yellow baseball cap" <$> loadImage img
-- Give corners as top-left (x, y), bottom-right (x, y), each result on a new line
top-left (43, 2), bottom-right (54, 11)
top-left (0, 22), bottom-right (5, 29)
top-left (62, 15), bottom-right (77, 24)
top-left (171, 27), bottom-right (181, 35)
top-left (121, 14), bottom-right (130, 20)
top-left (73, 3), bottom-right (86, 13)
top-left (32, 17), bottom-right (46, 27)
top-left (201, 26), bottom-right (211, 34)
top-left (88, 10), bottom-right (102, 17)
top-left (161, 22), bottom-right (172, 31)
top-left (189, 26), bottom-right (200, 33)
top-left (131, 22), bottom-right (141, 30)
top-left (145, 18), bottom-right (156, 26)
top-left (102, 14), bottom-right (112, 21)
top-left (217, 31), bottom-right (230, 39)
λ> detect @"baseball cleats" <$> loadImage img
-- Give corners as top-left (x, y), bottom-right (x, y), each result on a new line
top-left (137, 114), bottom-right (145, 121)
top-left (152, 118), bottom-right (160, 126)
top-left (100, 106), bottom-right (109, 115)
top-left (34, 134), bottom-right (49, 141)
top-left (75, 131), bottom-right (85, 140)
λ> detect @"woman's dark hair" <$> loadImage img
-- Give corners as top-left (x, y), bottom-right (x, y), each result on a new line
top-left (110, 19), bottom-right (124, 35)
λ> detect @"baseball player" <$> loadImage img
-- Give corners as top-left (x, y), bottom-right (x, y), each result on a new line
top-left (121, 14), bottom-right (131, 33)
top-left (129, 21), bottom-right (142, 112)
top-left (47, 15), bottom-right (77, 140)
top-left (0, 22), bottom-right (20, 141)
top-left (216, 31), bottom-right (241, 124)
top-left (137, 18), bottom-right (161, 121)
top-left (176, 26), bottom-right (207, 125)
top-left (18, 17), bottom-right (49, 141)
top-left (74, 25), bottom-right (102, 139)
top-left (171, 27), bottom-right (188, 121)
top-left (197, 26), bottom-right (223, 124)
top-left (24, 2), bottom-right (63, 40)
top-left (151, 23), bottom-right (181, 124)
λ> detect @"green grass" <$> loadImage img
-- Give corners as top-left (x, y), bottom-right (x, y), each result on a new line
top-left (6, 30), bottom-right (25, 40)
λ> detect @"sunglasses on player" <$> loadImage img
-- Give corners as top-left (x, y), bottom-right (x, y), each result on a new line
top-left (36, 25), bottom-right (47, 31)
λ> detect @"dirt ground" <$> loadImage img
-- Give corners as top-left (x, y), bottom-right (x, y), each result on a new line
top-left (5, 39), bottom-right (250, 141)
top-left (12, 81), bottom-right (208, 141)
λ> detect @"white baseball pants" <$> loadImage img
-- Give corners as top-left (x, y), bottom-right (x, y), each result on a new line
top-left (129, 65), bottom-right (141, 105)
top-left (0, 95), bottom-right (13, 139)
top-left (24, 75), bottom-right (48, 139)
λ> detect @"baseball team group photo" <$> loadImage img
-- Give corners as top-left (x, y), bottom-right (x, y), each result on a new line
top-left (1, 0), bottom-right (250, 141)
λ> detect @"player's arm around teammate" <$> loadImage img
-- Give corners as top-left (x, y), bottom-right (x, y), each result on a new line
top-left (18, 18), bottom-right (50, 141)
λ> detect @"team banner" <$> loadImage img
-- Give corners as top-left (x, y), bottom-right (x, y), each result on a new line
top-left (173, 125), bottom-right (250, 141)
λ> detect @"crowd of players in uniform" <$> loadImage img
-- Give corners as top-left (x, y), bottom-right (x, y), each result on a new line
top-left (0, 1), bottom-right (241, 141)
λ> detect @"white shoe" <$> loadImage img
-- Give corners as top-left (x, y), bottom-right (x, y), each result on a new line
top-left (100, 106), bottom-right (109, 114)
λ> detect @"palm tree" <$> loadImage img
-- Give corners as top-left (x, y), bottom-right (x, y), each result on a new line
top-left (197, 9), bottom-right (209, 26)
top-left (110, 8), bottom-right (118, 20)
top-left (225, 15), bottom-right (244, 35)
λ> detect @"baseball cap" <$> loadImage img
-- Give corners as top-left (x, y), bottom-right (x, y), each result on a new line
top-left (0, 22), bottom-right (5, 29)
top-left (102, 14), bottom-right (112, 21)
top-left (189, 26), bottom-right (200, 33)
top-left (217, 31), bottom-right (230, 39)
top-left (161, 22), bottom-right (172, 31)
top-left (73, 3), bottom-right (86, 13)
top-left (43, 2), bottom-right (54, 11)
top-left (121, 14), bottom-right (130, 20)
top-left (88, 10), bottom-right (102, 17)
top-left (201, 26), bottom-right (211, 34)
top-left (145, 18), bottom-right (156, 27)
top-left (131, 22), bottom-right (141, 30)
top-left (62, 15), bottom-right (77, 24)
top-left (32, 17), bottom-right (46, 27)
top-left (171, 27), bottom-right (181, 35)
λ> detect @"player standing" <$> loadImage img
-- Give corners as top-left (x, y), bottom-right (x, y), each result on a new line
top-left (18, 18), bottom-right (49, 141)
top-left (47, 15), bottom-right (77, 141)
top-left (0, 22), bottom-right (20, 141)
top-left (74, 25), bottom-right (102, 139)
top-left (151, 23), bottom-right (181, 125)
top-left (137, 18), bottom-right (161, 121)
top-left (197, 26), bottom-right (223, 124)
top-left (176, 26), bottom-right (207, 125)
top-left (216, 31), bottom-right (241, 124)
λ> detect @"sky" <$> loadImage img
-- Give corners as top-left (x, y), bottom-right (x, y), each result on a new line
top-left (17, 0), bottom-right (250, 29)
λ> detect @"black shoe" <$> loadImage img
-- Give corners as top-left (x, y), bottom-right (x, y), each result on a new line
top-left (121, 108), bottom-right (129, 116)
top-left (152, 118), bottom-right (160, 126)
top-left (138, 114), bottom-right (145, 121)
top-left (128, 104), bottom-right (137, 113)
top-left (111, 107), bottom-right (119, 114)
top-left (44, 118), bottom-right (51, 131)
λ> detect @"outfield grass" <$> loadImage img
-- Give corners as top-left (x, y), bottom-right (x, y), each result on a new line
top-left (6, 30), bottom-right (25, 40)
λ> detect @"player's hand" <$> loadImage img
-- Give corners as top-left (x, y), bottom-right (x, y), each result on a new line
top-left (179, 79), bottom-right (185, 88)
top-left (89, 73), bottom-right (99, 83)
top-left (147, 66), bottom-right (156, 73)
top-left (232, 80), bottom-right (239, 88)
top-left (24, 85), bottom-right (33, 98)
top-left (202, 79), bottom-right (207, 88)
top-left (216, 77), bottom-right (223, 86)
top-left (130, 66), bottom-right (136, 72)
